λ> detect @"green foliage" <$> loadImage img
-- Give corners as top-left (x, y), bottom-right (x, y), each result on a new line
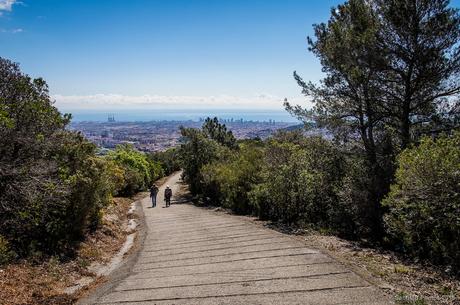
top-left (288, 0), bottom-right (460, 148)
top-left (201, 142), bottom-right (264, 214)
top-left (383, 133), bottom-right (460, 270)
top-left (0, 104), bottom-right (13, 129)
top-left (150, 148), bottom-right (181, 176)
top-left (178, 126), bottom-right (224, 194)
top-left (180, 119), bottom-right (385, 238)
top-left (336, 155), bottom-right (379, 237)
top-left (178, 117), bottom-right (238, 195)
top-left (286, 0), bottom-right (392, 237)
top-left (202, 117), bottom-right (237, 149)
top-left (0, 57), bottom-right (124, 258)
top-left (105, 160), bottom-right (126, 196)
top-left (376, 0), bottom-right (460, 147)
top-left (250, 137), bottom-right (347, 228)
top-left (395, 292), bottom-right (428, 305)
top-left (0, 235), bottom-right (15, 265)
top-left (54, 133), bottom-right (116, 241)
top-left (286, 0), bottom-right (460, 239)
top-left (108, 144), bottom-right (163, 196)
top-left (1, 131), bottom-right (117, 256)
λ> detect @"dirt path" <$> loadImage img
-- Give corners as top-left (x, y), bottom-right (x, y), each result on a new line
top-left (82, 172), bottom-right (392, 305)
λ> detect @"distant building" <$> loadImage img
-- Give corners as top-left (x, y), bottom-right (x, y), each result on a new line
top-left (108, 114), bottom-right (116, 122)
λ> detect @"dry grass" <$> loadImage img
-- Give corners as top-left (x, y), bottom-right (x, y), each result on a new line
top-left (0, 194), bottom-right (138, 305)
top-left (0, 260), bottom-right (77, 305)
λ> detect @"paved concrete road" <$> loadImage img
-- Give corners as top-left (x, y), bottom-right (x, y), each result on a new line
top-left (92, 172), bottom-right (391, 305)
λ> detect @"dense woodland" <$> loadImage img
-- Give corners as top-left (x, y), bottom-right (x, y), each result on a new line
top-left (0, 0), bottom-right (459, 280)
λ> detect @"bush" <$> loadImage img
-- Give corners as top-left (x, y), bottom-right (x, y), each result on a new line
top-left (150, 148), bottom-right (181, 176)
top-left (178, 119), bottom-right (239, 196)
top-left (108, 144), bottom-right (163, 196)
top-left (250, 136), bottom-right (346, 228)
top-left (336, 155), bottom-right (384, 238)
top-left (0, 57), bottom-right (121, 258)
top-left (178, 127), bottom-right (225, 194)
top-left (383, 133), bottom-right (460, 270)
top-left (105, 160), bottom-right (126, 196)
top-left (201, 142), bottom-right (264, 214)
top-left (55, 133), bottom-right (116, 240)
top-left (2, 131), bottom-right (120, 256)
top-left (0, 235), bottom-right (15, 265)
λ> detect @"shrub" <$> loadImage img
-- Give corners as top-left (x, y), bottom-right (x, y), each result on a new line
top-left (337, 155), bottom-right (382, 238)
top-left (105, 160), bottom-right (126, 196)
top-left (0, 235), bottom-right (15, 265)
top-left (250, 136), bottom-right (346, 227)
top-left (0, 132), bottom-right (117, 256)
top-left (201, 142), bottom-right (264, 214)
top-left (56, 133), bottom-right (115, 239)
top-left (178, 127), bottom-right (224, 194)
top-left (0, 57), bottom-right (120, 258)
top-left (150, 148), bottom-right (181, 176)
top-left (108, 144), bottom-right (163, 196)
top-left (383, 133), bottom-right (460, 271)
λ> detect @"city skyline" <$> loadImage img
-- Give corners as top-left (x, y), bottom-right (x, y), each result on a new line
top-left (70, 119), bottom-right (298, 152)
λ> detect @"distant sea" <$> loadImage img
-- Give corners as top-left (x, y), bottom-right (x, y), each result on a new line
top-left (64, 109), bottom-right (300, 123)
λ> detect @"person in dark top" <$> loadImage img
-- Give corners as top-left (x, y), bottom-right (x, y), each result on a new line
top-left (149, 184), bottom-right (159, 207)
top-left (164, 185), bottom-right (172, 207)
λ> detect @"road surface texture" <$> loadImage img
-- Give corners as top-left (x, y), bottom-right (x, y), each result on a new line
top-left (85, 172), bottom-right (392, 305)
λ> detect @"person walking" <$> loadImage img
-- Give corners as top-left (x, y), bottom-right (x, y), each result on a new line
top-left (149, 184), bottom-right (159, 207)
top-left (164, 185), bottom-right (172, 207)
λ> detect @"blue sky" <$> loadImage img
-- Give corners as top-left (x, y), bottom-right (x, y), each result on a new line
top-left (1, 0), bottom-right (459, 111)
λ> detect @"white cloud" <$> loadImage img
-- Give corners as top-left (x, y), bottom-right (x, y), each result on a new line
top-left (0, 27), bottom-right (23, 33)
top-left (52, 93), bottom-right (310, 111)
top-left (0, 0), bottom-right (18, 15)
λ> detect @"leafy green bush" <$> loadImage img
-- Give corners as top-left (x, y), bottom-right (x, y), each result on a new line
top-left (55, 133), bottom-right (117, 240)
top-left (336, 155), bottom-right (385, 238)
top-left (250, 136), bottom-right (346, 228)
top-left (1, 131), bottom-right (118, 256)
top-left (178, 119), bottom-right (239, 196)
top-left (201, 142), bottom-right (264, 214)
top-left (383, 133), bottom-right (460, 270)
top-left (0, 57), bottom-right (123, 258)
top-left (150, 148), bottom-right (181, 176)
top-left (108, 144), bottom-right (163, 196)
top-left (178, 127), bottom-right (225, 195)
top-left (105, 160), bottom-right (126, 196)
